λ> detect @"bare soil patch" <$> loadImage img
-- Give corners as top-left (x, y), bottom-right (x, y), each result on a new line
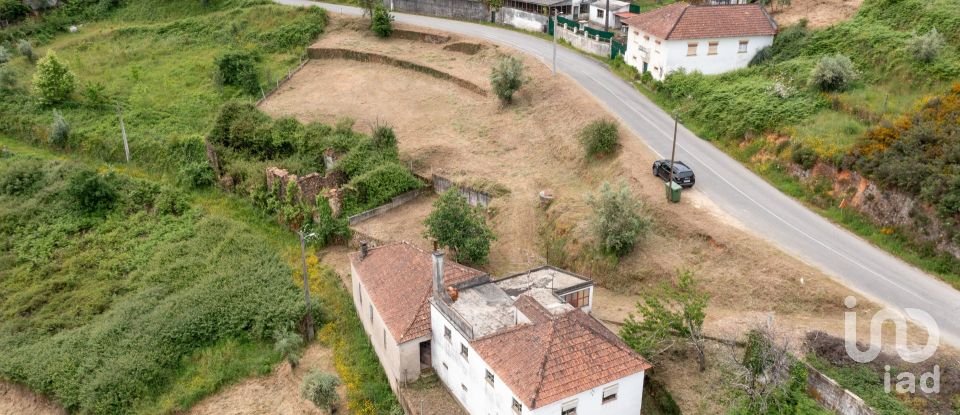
top-left (769, 0), bottom-right (864, 29)
top-left (262, 17), bottom-right (952, 414)
top-left (188, 344), bottom-right (342, 415)
top-left (0, 382), bottom-right (65, 415)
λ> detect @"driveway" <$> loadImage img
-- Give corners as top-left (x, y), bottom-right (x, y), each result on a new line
top-left (275, 0), bottom-right (960, 347)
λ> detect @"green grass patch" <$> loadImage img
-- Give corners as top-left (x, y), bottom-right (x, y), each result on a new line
top-left (789, 109), bottom-right (865, 157)
top-left (807, 355), bottom-right (916, 415)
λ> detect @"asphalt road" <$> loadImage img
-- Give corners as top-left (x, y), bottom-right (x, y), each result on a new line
top-left (277, 0), bottom-right (960, 347)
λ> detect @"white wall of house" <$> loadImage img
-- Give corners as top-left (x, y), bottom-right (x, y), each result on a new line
top-left (430, 303), bottom-right (645, 415)
top-left (588, 1), bottom-right (629, 27)
top-left (431, 305), bottom-right (536, 415)
top-left (624, 27), bottom-right (773, 80)
top-left (498, 7), bottom-right (549, 32)
top-left (351, 264), bottom-right (426, 391)
top-left (529, 373), bottom-right (646, 415)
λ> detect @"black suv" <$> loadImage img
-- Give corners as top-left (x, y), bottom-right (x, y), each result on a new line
top-left (652, 160), bottom-right (696, 188)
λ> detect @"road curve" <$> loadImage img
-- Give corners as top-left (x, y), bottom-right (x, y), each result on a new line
top-left (277, 0), bottom-right (960, 346)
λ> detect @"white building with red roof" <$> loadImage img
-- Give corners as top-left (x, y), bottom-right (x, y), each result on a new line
top-left (622, 2), bottom-right (778, 80)
top-left (350, 242), bottom-right (651, 414)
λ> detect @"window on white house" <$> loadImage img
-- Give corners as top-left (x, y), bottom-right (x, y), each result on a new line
top-left (561, 399), bottom-right (578, 415)
top-left (738, 40), bottom-right (749, 53)
top-left (444, 326), bottom-right (452, 342)
top-left (461, 383), bottom-right (468, 392)
top-left (708, 41), bottom-right (719, 55)
top-left (655, 40), bottom-right (661, 53)
top-left (562, 289), bottom-right (590, 308)
top-left (358, 286), bottom-right (362, 305)
top-left (512, 398), bottom-right (523, 414)
top-left (442, 361), bottom-right (449, 370)
top-left (368, 304), bottom-right (373, 323)
top-left (460, 344), bottom-right (469, 360)
top-left (643, 35), bottom-right (650, 41)
top-left (485, 370), bottom-right (495, 386)
top-left (687, 42), bottom-right (698, 56)
top-left (596, 9), bottom-right (604, 19)
top-left (602, 384), bottom-right (619, 404)
top-left (383, 329), bottom-right (386, 348)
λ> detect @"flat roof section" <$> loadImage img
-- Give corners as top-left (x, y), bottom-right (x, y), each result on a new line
top-left (495, 266), bottom-right (592, 297)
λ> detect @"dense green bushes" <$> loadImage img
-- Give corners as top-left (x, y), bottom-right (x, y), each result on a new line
top-left (370, 4), bottom-right (391, 38)
top-left (0, 156), bottom-right (305, 413)
top-left (579, 118), bottom-right (619, 157)
top-left (424, 189), bottom-right (495, 265)
top-left (0, 0), bottom-right (29, 26)
top-left (215, 50), bottom-right (261, 95)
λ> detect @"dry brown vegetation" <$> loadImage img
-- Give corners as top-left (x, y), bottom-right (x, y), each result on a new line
top-left (256, 16), bottom-right (909, 413)
top-left (769, 0), bottom-right (864, 29)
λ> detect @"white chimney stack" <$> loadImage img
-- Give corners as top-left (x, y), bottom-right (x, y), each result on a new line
top-left (432, 251), bottom-right (444, 297)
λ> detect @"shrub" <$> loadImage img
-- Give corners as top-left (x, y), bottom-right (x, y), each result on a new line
top-left (0, 65), bottom-right (14, 90)
top-left (344, 163), bottom-right (421, 213)
top-left (0, 158), bottom-right (45, 196)
top-left (587, 182), bottom-right (652, 257)
top-left (370, 122), bottom-right (397, 154)
top-left (67, 169), bottom-right (119, 213)
top-left (258, 7), bottom-right (327, 51)
top-left (0, 45), bottom-right (10, 64)
top-left (809, 54), bottom-right (857, 92)
top-left (791, 144), bottom-right (819, 170)
top-left (314, 195), bottom-right (351, 246)
top-left (215, 50), bottom-right (260, 95)
top-left (424, 189), bottom-right (495, 264)
top-left (16, 39), bottom-right (33, 62)
top-left (300, 370), bottom-right (341, 410)
top-left (32, 51), bottom-right (77, 105)
top-left (579, 118), bottom-right (619, 157)
top-left (177, 161), bottom-right (215, 189)
top-left (81, 81), bottom-right (110, 108)
top-left (274, 330), bottom-right (304, 368)
top-left (749, 46), bottom-right (773, 66)
top-left (907, 28), bottom-right (945, 63)
top-left (490, 55), bottom-right (525, 105)
top-left (50, 109), bottom-right (69, 148)
top-left (370, 4), bottom-right (392, 38)
top-left (0, 0), bottom-right (29, 24)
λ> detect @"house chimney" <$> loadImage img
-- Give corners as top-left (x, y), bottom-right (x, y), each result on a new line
top-left (432, 251), bottom-right (444, 297)
top-left (360, 242), bottom-right (368, 260)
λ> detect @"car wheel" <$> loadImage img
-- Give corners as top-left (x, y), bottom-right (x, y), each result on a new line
top-left (652, 166), bottom-right (658, 177)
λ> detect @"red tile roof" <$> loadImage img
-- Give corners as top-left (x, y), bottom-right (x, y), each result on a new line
top-left (624, 3), bottom-right (777, 40)
top-left (471, 308), bottom-right (652, 409)
top-left (350, 242), bottom-right (485, 343)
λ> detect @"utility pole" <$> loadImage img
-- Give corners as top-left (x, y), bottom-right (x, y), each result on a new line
top-left (604, 0), bottom-right (610, 32)
top-left (117, 104), bottom-right (130, 163)
top-left (668, 112), bottom-right (678, 185)
top-left (298, 229), bottom-right (316, 341)
top-left (552, 9), bottom-right (558, 75)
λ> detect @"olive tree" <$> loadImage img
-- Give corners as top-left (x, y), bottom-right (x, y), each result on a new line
top-left (808, 54), bottom-right (857, 92)
top-left (587, 181), bottom-right (651, 257)
top-left (908, 28), bottom-right (945, 63)
top-left (301, 370), bottom-right (341, 410)
top-left (490, 55), bottom-right (526, 105)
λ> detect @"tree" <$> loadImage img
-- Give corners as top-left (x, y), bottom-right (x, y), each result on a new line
top-left (579, 118), bottom-right (619, 157)
top-left (371, 4), bottom-right (392, 38)
top-left (215, 50), bottom-right (260, 95)
top-left (274, 329), bottom-right (304, 368)
top-left (908, 28), bottom-right (945, 63)
top-left (586, 181), bottom-right (652, 257)
top-left (808, 54), bottom-right (857, 92)
top-left (300, 370), bottom-right (341, 410)
top-left (620, 270), bottom-right (709, 371)
top-left (490, 55), bottom-right (526, 105)
top-left (424, 189), bottom-right (495, 264)
top-left (50, 109), bottom-right (70, 148)
top-left (32, 51), bottom-right (77, 105)
top-left (723, 319), bottom-right (802, 414)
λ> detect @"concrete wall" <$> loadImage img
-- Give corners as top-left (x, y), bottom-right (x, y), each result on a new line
top-left (431, 304), bottom-right (645, 415)
top-left (388, 0), bottom-right (489, 21)
top-left (347, 188), bottom-right (424, 225)
top-left (624, 26), bottom-right (773, 80)
top-left (587, 2), bottom-right (629, 28)
top-left (498, 7), bottom-right (549, 32)
top-left (557, 24), bottom-right (612, 57)
top-left (807, 365), bottom-right (877, 415)
top-left (352, 264), bottom-right (426, 391)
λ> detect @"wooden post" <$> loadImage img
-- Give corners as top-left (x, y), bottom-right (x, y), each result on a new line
top-left (117, 104), bottom-right (130, 163)
top-left (299, 230), bottom-right (315, 341)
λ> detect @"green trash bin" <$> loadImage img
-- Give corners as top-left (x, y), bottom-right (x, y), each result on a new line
top-left (665, 181), bottom-right (682, 203)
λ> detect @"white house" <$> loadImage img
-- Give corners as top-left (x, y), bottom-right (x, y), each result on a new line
top-left (622, 2), bottom-right (778, 80)
top-left (587, 0), bottom-right (631, 29)
top-left (350, 243), bottom-right (652, 414)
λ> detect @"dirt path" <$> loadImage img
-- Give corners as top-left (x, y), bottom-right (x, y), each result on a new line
top-left (0, 382), bottom-right (65, 415)
top-left (188, 344), bottom-right (342, 415)
top-left (769, 0), bottom-right (864, 28)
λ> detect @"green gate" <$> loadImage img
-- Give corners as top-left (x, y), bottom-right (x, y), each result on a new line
top-left (611, 40), bottom-right (626, 59)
